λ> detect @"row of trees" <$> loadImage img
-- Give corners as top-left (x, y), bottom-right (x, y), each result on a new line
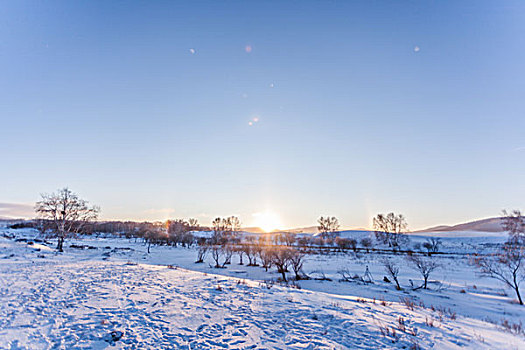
top-left (195, 224), bottom-right (307, 282)
top-left (33, 189), bottom-right (412, 254)
top-left (30, 189), bottom-right (431, 268)
top-left (32, 188), bottom-right (523, 305)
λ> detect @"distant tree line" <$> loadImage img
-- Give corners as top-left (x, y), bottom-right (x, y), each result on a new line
top-left (25, 188), bottom-right (525, 303)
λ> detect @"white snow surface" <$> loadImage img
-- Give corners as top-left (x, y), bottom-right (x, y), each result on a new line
top-left (0, 229), bottom-right (524, 349)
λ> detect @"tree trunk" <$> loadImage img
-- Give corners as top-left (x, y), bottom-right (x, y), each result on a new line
top-left (394, 277), bottom-right (401, 290)
top-left (515, 285), bottom-right (523, 305)
top-left (281, 269), bottom-right (287, 282)
top-left (57, 237), bottom-right (64, 252)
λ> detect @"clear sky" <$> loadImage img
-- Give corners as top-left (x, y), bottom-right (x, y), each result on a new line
top-left (1, 1), bottom-right (524, 230)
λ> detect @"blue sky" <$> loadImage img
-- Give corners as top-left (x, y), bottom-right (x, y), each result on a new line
top-left (1, 1), bottom-right (524, 230)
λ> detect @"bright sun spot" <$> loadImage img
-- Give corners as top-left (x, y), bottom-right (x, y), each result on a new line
top-left (253, 211), bottom-right (281, 232)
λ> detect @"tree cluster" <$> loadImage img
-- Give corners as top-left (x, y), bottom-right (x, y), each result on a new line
top-left (373, 212), bottom-right (409, 251)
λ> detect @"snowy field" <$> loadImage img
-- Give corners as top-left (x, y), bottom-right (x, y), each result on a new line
top-left (0, 228), bottom-right (524, 349)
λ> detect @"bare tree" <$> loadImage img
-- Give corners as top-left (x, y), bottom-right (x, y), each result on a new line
top-left (223, 216), bottom-right (241, 265)
top-left (335, 237), bottom-right (352, 251)
top-left (289, 249), bottom-right (307, 280)
top-left (373, 213), bottom-right (409, 251)
top-left (188, 218), bottom-right (199, 231)
top-left (472, 242), bottom-right (524, 305)
top-left (422, 238), bottom-right (441, 256)
top-left (144, 226), bottom-right (163, 253)
top-left (271, 246), bottom-right (294, 282)
top-left (223, 244), bottom-right (235, 265)
top-left (195, 237), bottom-right (209, 263)
top-left (277, 232), bottom-right (296, 246)
top-left (167, 219), bottom-right (192, 246)
top-left (240, 237), bottom-right (259, 266)
top-left (360, 237), bottom-right (373, 253)
top-left (210, 217), bottom-right (228, 268)
top-left (383, 258), bottom-right (402, 290)
top-left (35, 188), bottom-right (99, 252)
top-left (206, 216), bottom-right (242, 267)
top-left (406, 255), bottom-right (439, 289)
top-left (296, 236), bottom-right (311, 247)
top-left (257, 235), bottom-right (274, 271)
top-left (317, 216), bottom-right (340, 239)
top-left (501, 209), bottom-right (525, 244)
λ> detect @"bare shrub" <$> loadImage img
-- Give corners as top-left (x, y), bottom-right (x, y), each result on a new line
top-left (337, 268), bottom-right (355, 282)
top-left (409, 339), bottom-right (422, 350)
top-left (383, 258), bottom-right (402, 290)
top-left (406, 255), bottom-right (439, 289)
top-left (501, 319), bottom-right (524, 336)
top-left (311, 270), bottom-right (332, 281)
top-left (377, 322), bottom-right (401, 343)
top-left (397, 316), bottom-right (406, 332)
top-left (400, 297), bottom-right (416, 310)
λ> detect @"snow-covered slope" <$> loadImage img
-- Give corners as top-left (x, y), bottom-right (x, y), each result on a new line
top-left (417, 218), bottom-right (506, 233)
top-left (1, 235), bottom-right (524, 349)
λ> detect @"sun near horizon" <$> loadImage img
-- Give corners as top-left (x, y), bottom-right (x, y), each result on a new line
top-left (252, 211), bottom-right (282, 233)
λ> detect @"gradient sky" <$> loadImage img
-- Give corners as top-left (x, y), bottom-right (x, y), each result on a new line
top-left (1, 1), bottom-right (524, 230)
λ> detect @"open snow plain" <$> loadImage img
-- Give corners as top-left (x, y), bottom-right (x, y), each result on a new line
top-left (0, 229), bottom-right (523, 349)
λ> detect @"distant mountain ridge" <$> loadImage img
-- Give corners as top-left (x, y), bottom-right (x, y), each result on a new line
top-left (244, 217), bottom-right (512, 235)
top-left (416, 217), bottom-right (505, 233)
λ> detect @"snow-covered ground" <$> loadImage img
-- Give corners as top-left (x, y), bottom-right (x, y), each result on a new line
top-left (0, 228), bottom-right (524, 349)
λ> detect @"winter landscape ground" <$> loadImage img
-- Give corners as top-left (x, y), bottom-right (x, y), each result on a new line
top-left (1, 224), bottom-right (523, 349)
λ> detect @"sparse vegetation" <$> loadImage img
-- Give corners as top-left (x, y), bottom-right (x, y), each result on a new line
top-left (472, 241), bottom-right (524, 305)
top-left (317, 216), bottom-right (340, 239)
top-left (407, 255), bottom-right (439, 289)
top-left (383, 258), bottom-right (402, 290)
top-left (422, 238), bottom-right (441, 256)
top-left (373, 213), bottom-right (409, 252)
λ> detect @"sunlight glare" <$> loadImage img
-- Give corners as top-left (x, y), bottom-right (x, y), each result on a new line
top-left (253, 211), bottom-right (281, 232)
